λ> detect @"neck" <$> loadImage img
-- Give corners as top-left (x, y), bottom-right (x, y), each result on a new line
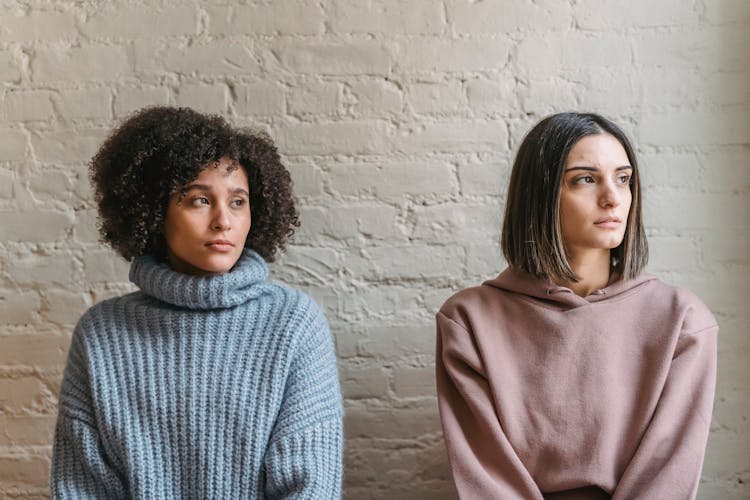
top-left (559, 249), bottom-right (611, 297)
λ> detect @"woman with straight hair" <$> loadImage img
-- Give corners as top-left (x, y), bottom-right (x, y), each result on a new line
top-left (436, 112), bottom-right (717, 499)
top-left (52, 106), bottom-right (343, 499)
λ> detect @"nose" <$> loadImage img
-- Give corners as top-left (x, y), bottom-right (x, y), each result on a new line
top-left (211, 205), bottom-right (231, 231)
top-left (599, 180), bottom-right (621, 208)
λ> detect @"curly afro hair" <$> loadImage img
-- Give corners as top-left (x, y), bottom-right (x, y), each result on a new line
top-left (91, 106), bottom-right (298, 263)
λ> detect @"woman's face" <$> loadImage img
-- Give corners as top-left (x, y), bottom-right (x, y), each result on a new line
top-left (164, 157), bottom-right (251, 276)
top-left (559, 133), bottom-right (632, 259)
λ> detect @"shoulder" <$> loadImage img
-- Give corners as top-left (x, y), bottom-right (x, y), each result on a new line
top-left (673, 286), bottom-right (717, 335)
top-left (642, 276), bottom-right (718, 335)
top-left (440, 285), bottom-right (489, 311)
top-left (263, 282), bottom-right (325, 319)
top-left (62, 292), bottom-right (144, 370)
top-left (73, 291), bottom-right (146, 340)
top-left (265, 287), bottom-right (337, 375)
top-left (260, 282), bottom-right (330, 340)
top-left (438, 284), bottom-right (501, 331)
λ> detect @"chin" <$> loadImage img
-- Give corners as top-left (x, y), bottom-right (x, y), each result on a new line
top-left (599, 237), bottom-right (626, 250)
top-left (207, 259), bottom-right (241, 274)
top-left (193, 253), bottom-right (243, 276)
top-left (577, 235), bottom-right (623, 251)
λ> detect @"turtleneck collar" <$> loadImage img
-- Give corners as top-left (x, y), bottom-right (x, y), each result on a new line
top-left (129, 249), bottom-right (269, 310)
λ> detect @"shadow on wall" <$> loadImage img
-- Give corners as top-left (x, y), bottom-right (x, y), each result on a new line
top-left (696, 2), bottom-right (750, 499)
top-left (336, 321), bottom-right (458, 499)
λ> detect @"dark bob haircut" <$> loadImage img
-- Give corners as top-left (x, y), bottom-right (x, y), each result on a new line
top-left (501, 112), bottom-right (648, 282)
top-left (91, 106), bottom-right (298, 263)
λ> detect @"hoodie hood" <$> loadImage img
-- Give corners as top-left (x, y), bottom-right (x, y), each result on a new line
top-left (483, 266), bottom-right (658, 309)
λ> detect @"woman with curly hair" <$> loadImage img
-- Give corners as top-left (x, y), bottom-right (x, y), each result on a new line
top-left (52, 106), bottom-right (343, 499)
top-left (436, 112), bottom-right (717, 499)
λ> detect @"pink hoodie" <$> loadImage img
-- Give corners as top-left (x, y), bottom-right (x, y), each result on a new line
top-left (436, 267), bottom-right (717, 499)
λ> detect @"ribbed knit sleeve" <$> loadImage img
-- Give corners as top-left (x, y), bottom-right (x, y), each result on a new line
top-left (51, 317), bottom-right (127, 499)
top-left (264, 303), bottom-right (343, 499)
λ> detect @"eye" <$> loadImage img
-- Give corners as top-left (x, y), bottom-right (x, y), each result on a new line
top-left (191, 197), bottom-right (210, 206)
top-left (231, 199), bottom-right (245, 208)
top-left (616, 174), bottom-right (632, 185)
top-left (573, 175), bottom-right (595, 185)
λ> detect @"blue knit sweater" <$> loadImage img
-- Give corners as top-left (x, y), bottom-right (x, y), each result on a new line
top-left (51, 250), bottom-right (343, 499)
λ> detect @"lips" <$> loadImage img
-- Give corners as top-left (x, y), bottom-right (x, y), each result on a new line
top-left (595, 216), bottom-right (622, 224)
top-left (206, 239), bottom-right (235, 252)
top-left (594, 216), bottom-right (622, 229)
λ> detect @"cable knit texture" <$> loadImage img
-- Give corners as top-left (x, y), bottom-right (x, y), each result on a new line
top-left (51, 249), bottom-right (344, 499)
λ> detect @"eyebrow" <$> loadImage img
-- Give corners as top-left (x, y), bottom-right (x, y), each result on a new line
top-left (184, 183), bottom-right (250, 197)
top-left (565, 165), bottom-right (633, 173)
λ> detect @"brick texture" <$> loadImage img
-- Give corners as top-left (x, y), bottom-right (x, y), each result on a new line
top-left (0, 1), bottom-right (748, 499)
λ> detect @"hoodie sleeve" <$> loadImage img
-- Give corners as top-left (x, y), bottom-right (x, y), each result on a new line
top-left (613, 310), bottom-right (718, 500)
top-left (436, 311), bottom-right (544, 499)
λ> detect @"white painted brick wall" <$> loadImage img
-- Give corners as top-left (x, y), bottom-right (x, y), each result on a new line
top-left (1, 1), bottom-right (748, 498)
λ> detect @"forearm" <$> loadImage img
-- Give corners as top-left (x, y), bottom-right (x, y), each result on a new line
top-left (264, 301), bottom-right (344, 499)
top-left (613, 327), bottom-right (717, 500)
top-left (51, 411), bottom-right (127, 499)
top-left (437, 312), bottom-right (543, 499)
top-left (264, 416), bottom-right (343, 499)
